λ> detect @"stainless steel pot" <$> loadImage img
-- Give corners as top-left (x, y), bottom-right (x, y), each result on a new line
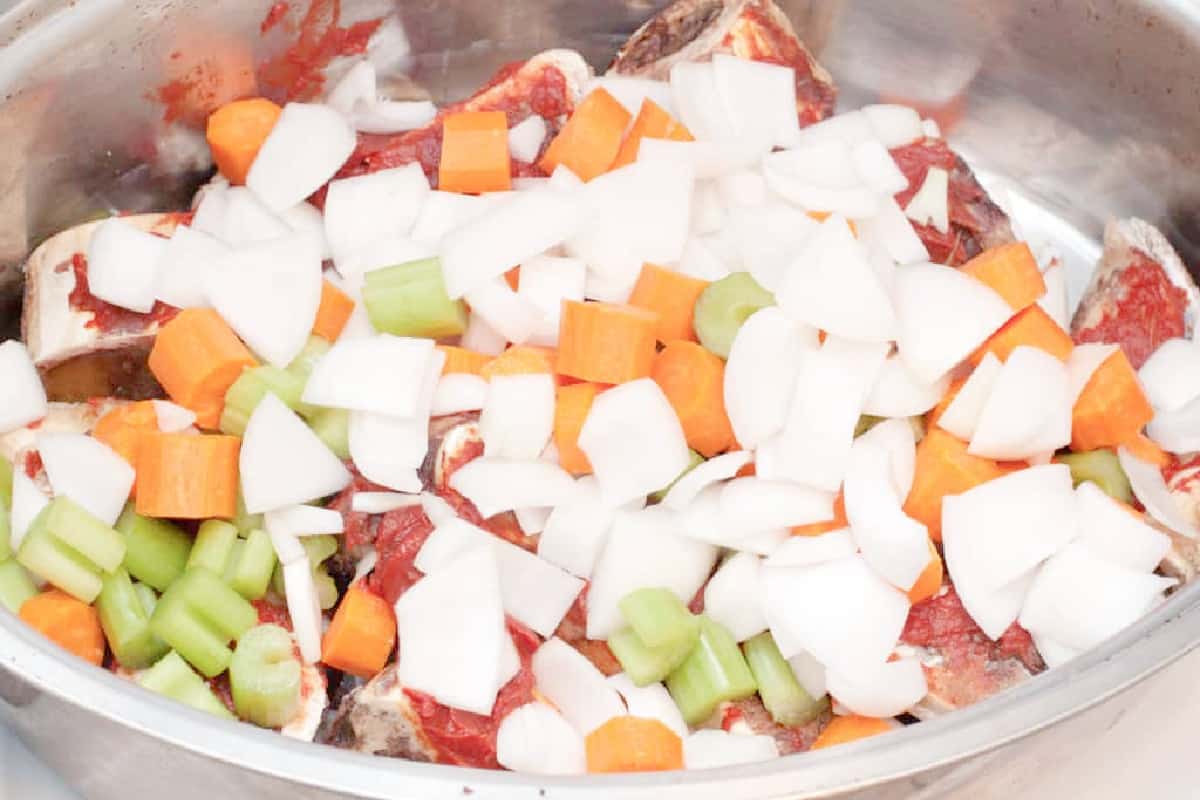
top-left (3, 1), bottom-right (1200, 797)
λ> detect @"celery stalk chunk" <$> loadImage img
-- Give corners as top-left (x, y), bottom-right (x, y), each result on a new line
top-left (16, 498), bottom-right (126, 603)
top-left (0, 496), bottom-right (11, 562)
top-left (232, 492), bottom-right (264, 535)
top-left (666, 616), bottom-right (757, 724)
top-left (1058, 449), bottom-right (1133, 504)
top-left (0, 455), bottom-right (13, 509)
top-left (286, 335), bottom-right (332, 383)
top-left (138, 651), bottom-right (234, 719)
top-left (619, 587), bottom-right (700, 650)
top-left (230, 624), bottom-right (302, 728)
top-left (116, 507), bottom-right (191, 591)
top-left (220, 366), bottom-right (313, 436)
top-left (97, 568), bottom-right (170, 669)
top-left (693, 272), bottom-right (775, 359)
top-left (0, 560), bottom-right (37, 614)
top-left (608, 627), bottom-right (694, 687)
top-left (742, 632), bottom-right (824, 727)
top-left (150, 567), bottom-right (258, 677)
top-left (308, 408), bottom-right (350, 460)
top-left (363, 257), bottom-right (467, 338)
top-left (224, 529), bottom-right (277, 601)
top-left (186, 520), bottom-right (238, 575)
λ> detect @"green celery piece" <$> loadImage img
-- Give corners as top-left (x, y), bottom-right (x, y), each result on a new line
top-left (308, 407), bottom-right (350, 460)
top-left (232, 492), bottom-right (264, 536)
top-left (286, 335), bottom-right (331, 383)
top-left (0, 494), bottom-right (10, 562)
top-left (300, 535), bottom-right (339, 566)
top-left (619, 587), bottom-right (700, 650)
top-left (116, 507), bottom-right (191, 591)
top-left (133, 581), bottom-right (158, 616)
top-left (17, 498), bottom-right (126, 603)
top-left (229, 624), bottom-right (302, 728)
top-left (220, 366), bottom-right (313, 436)
top-left (0, 454), bottom-right (13, 508)
top-left (97, 568), bottom-right (170, 669)
top-left (224, 529), bottom-right (277, 601)
top-left (608, 627), bottom-right (694, 687)
top-left (186, 520), bottom-right (238, 575)
top-left (363, 257), bottom-right (467, 338)
top-left (314, 563), bottom-right (338, 611)
top-left (138, 651), bottom-right (234, 719)
top-left (1057, 449), bottom-right (1133, 504)
top-left (150, 567), bottom-right (258, 677)
top-left (693, 272), bottom-right (775, 359)
top-left (0, 560), bottom-right (37, 614)
top-left (742, 632), bottom-right (824, 727)
top-left (649, 450), bottom-right (704, 504)
top-left (666, 616), bottom-right (757, 725)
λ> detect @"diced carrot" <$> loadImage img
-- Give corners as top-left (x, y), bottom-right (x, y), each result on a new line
top-left (972, 305), bottom-right (1073, 364)
top-left (19, 589), bottom-right (105, 666)
top-left (438, 111), bottom-right (511, 194)
top-left (1071, 349), bottom-right (1154, 452)
top-left (555, 382), bottom-right (599, 476)
top-left (585, 715), bottom-right (683, 773)
top-left (904, 428), bottom-right (1015, 541)
top-left (205, 98), bottom-right (282, 185)
top-left (736, 461), bottom-right (756, 478)
top-left (557, 301), bottom-right (658, 385)
top-left (539, 88), bottom-right (632, 182)
top-left (1124, 433), bottom-right (1169, 468)
top-left (92, 402), bottom-right (160, 487)
top-left (504, 266), bottom-right (521, 291)
top-left (906, 539), bottom-right (944, 604)
top-left (312, 279), bottom-right (355, 341)
top-left (961, 242), bottom-right (1046, 312)
top-left (792, 492), bottom-right (847, 537)
top-left (628, 263), bottom-right (710, 344)
top-left (321, 581), bottom-right (396, 679)
top-left (148, 308), bottom-right (258, 430)
top-left (481, 345), bottom-right (557, 380)
top-left (437, 345), bottom-right (493, 376)
top-left (135, 433), bottom-right (240, 520)
top-left (651, 342), bottom-right (735, 457)
top-left (811, 715), bottom-right (894, 750)
top-left (610, 98), bottom-right (693, 169)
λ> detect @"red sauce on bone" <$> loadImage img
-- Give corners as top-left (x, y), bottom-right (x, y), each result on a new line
top-left (67, 253), bottom-right (179, 335)
top-left (902, 585), bottom-right (1043, 674)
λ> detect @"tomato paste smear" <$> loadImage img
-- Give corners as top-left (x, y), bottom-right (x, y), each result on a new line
top-left (66, 253), bottom-right (179, 334)
top-left (259, 0), bottom-right (383, 103)
top-left (261, 1), bottom-right (291, 35)
top-left (23, 450), bottom-right (43, 481)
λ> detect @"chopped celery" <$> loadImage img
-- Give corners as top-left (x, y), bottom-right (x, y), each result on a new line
top-left (132, 581), bottom-right (158, 616)
top-left (300, 534), bottom-right (339, 566)
top-left (224, 529), bottom-right (277, 601)
top-left (286, 335), bottom-right (331, 383)
top-left (666, 616), bottom-right (757, 725)
top-left (220, 366), bottom-right (312, 436)
top-left (229, 624), bottom-right (302, 728)
top-left (0, 560), bottom-right (37, 614)
top-left (742, 632), bottom-right (824, 727)
top-left (619, 587), bottom-right (700, 650)
top-left (138, 651), bottom-right (234, 719)
top-left (116, 507), bottom-right (191, 591)
top-left (232, 492), bottom-right (264, 536)
top-left (1057, 449), bottom-right (1133, 504)
top-left (0, 455), bottom-right (12, 508)
top-left (363, 257), bottom-right (468, 338)
top-left (649, 450), bottom-right (704, 504)
top-left (0, 495), bottom-right (10, 562)
top-left (608, 627), bottom-right (694, 687)
top-left (693, 272), bottom-right (775, 359)
top-left (308, 407), bottom-right (350, 460)
top-left (186, 520), bottom-right (238, 575)
top-left (16, 498), bottom-right (126, 603)
top-left (150, 567), bottom-right (258, 677)
top-left (314, 563), bottom-right (338, 610)
top-left (97, 568), bottom-right (170, 669)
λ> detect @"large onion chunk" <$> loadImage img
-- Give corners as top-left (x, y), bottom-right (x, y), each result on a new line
top-left (0, 342), bottom-right (47, 434)
top-left (724, 308), bottom-right (816, 450)
top-left (246, 102), bottom-right (357, 211)
top-left (38, 433), bottom-right (134, 526)
top-left (531, 638), bottom-right (626, 736)
top-left (663, 451), bottom-right (752, 510)
top-left (1119, 446), bottom-right (1199, 538)
top-left (938, 352), bottom-right (1002, 441)
top-left (86, 218), bottom-right (167, 313)
top-left (10, 471), bottom-right (48, 551)
top-left (826, 657), bottom-right (927, 718)
top-left (683, 730), bottom-right (779, 769)
top-left (863, 354), bottom-right (948, 418)
top-left (607, 673), bottom-right (688, 738)
top-left (1139, 338), bottom-right (1200, 412)
top-left (303, 335), bottom-right (435, 417)
top-left (480, 374), bottom-right (555, 460)
top-left (968, 346), bottom-right (1071, 461)
top-left (496, 702), bottom-right (586, 775)
top-left (703, 551), bottom-right (768, 642)
top-left (1075, 481), bottom-right (1171, 572)
top-left (537, 476), bottom-right (620, 579)
top-left (448, 458), bottom-right (579, 519)
top-left (323, 164), bottom-right (429, 276)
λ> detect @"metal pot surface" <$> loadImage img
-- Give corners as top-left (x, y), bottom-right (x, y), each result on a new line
top-left (2, 1), bottom-right (1200, 797)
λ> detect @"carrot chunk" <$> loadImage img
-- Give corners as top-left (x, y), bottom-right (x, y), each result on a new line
top-left (585, 715), bottom-right (683, 773)
top-left (1124, 433), bottom-right (1169, 468)
top-left (205, 98), bottom-right (282, 185)
top-left (961, 242), bottom-right (1046, 312)
top-left (481, 345), bottom-right (557, 380)
top-left (554, 382), bottom-right (599, 476)
top-left (19, 589), bottom-right (106, 666)
top-left (973, 304), bottom-right (1073, 364)
top-left (437, 345), bottom-right (493, 376)
top-left (438, 111), bottom-right (512, 194)
top-left (651, 342), bottom-right (735, 458)
top-left (903, 428), bottom-right (1014, 541)
top-left (135, 433), bottom-right (240, 520)
top-left (312, 279), bottom-right (355, 342)
top-left (611, 98), bottom-right (693, 169)
top-left (557, 301), bottom-right (658, 385)
top-left (811, 715), bottom-right (894, 750)
top-left (906, 539), bottom-right (944, 604)
top-left (321, 581), bottom-right (397, 680)
top-left (539, 88), bottom-right (632, 182)
top-left (1071, 349), bottom-right (1155, 452)
top-left (92, 401), bottom-right (160, 474)
top-left (629, 263), bottom-right (710, 344)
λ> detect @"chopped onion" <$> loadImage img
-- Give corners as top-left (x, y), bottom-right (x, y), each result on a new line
top-left (303, 335), bottom-right (436, 417)
top-left (861, 104), bottom-right (924, 148)
top-left (514, 506), bottom-right (551, 536)
top-left (724, 307), bottom-right (815, 449)
top-left (1038, 262), bottom-right (1070, 331)
top-left (213, 187), bottom-right (293, 246)
top-left (190, 181), bottom-right (230, 236)
top-left (852, 139), bottom-right (909, 195)
top-left (351, 492), bottom-right (421, 514)
top-left (246, 102), bottom-right (357, 212)
top-left (1075, 481), bottom-right (1171, 572)
top-left (728, 203), bottom-right (818, 292)
top-left (863, 354), bottom-right (949, 418)
top-left (465, 278), bottom-right (545, 345)
top-left (663, 451), bottom-right (752, 510)
top-left (460, 314), bottom-right (508, 356)
top-left (324, 164), bottom-right (430, 276)
top-left (763, 142), bottom-right (879, 219)
top-left (856, 417), bottom-right (917, 499)
top-left (420, 492), bottom-right (458, 526)
top-left (787, 651), bottom-right (828, 700)
top-left (718, 169), bottom-right (768, 209)
top-left (155, 225), bottom-right (227, 308)
top-left (1066, 343), bottom-right (1119, 406)
top-left (826, 657), bottom-right (927, 718)
top-left (678, 237), bottom-right (731, 281)
top-left (718, 478), bottom-right (835, 532)
top-left (669, 62), bottom-right (739, 160)
top-left (703, 552), bottom-right (768, 642)
top-left (790, 111), bottom-right (876, 150)
top-left (282, 557), bottom-right (323, 663)
top-left (480, 373), bottom-right (555, 460)
top-left (843, 437), bottom-right (929, 591)
top-left (904, 167), bottom-right (950, 233)
top-left (496, 702), bottom-right (586, 775)
top-left (9, 471), bottom-right (48, 551)
top-left (410, 191), bottom-right (496, 247)
top-left (431, 374), bottom-right (488, 416)
top-left (922, 118), bottom-right (942, 138)
top-left (679, 487), bottom-right (790, 551)
top-left (1119, 446), bottom-right (1200, 537)
top-left (969, 346), bottom-right (1071, 460)
top-left (86, 218), bottom-right (166, 313)
top-left (516, 255), bottom-right (586, 346)
top-left (448, 457), bottom-right (579, 518)
top-left (938, 352), bottom-right (1002, 441)
top-left (508, 115), bottom-right (548, 163)
top-left (38, 433), bottom-right (134, 526)
top-left (0, 342), bottom-right (47, 434)
top-left (353, 100), bottom-right (438, 135)
top-left (537, 476), bottom-right (616, 578)
top-left (690, 182), bottom-right (727, 235)
top-left (1031, 631), bottom-right (1080, 669)
top-left (326, 60), bottom-right (375, 116)
top-left (855, 197), bottom-right (929, 266)
top-left (712, 54), bottom-right (800, 155)
top-left (1148, 393), bottom-right (1200, 453)
top-left (607, 674), bottom-right (688, 738)
top-left (765, 529), bottom-right (856, 568)
top-left (1140, 338), bottom-right (1200, 412)
top-left (683, 730), bottom-right (779, 769)
top-left (531, 638), bottom-right (626, 735)
top-left (348, 412), bottom-right (424, 494)
top-left (264, 504), bottom-right (344, 538)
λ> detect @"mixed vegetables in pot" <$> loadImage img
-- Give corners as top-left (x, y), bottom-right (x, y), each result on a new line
top-left (4, 0), bottom-right (1200, 775)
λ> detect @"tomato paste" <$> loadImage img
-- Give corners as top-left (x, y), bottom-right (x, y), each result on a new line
top-left (66, 253), bottom-right (179, 335)
top-left (258, 0), bottom-right (383, 102)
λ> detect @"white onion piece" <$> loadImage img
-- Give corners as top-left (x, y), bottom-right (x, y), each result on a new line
top-left (585, 75), bottom-right (676, 117)
top-left (852, 139), bottom-right (909, 196)
top-left (969, 346), bottom-right (1071, 460)
top-left (206, 233), bottom-right (322, 368)
top-left (353, 100), bottom-right (438, 135)
top-left (607, 674), bottom-right (688, 738)
top-left (190, 182), bottom-right (230, 236)
top-left (703, 552), bottom-right (768, 642)
top-left (517, 256), bottom-right (586, 347)
top-left (0, 342), bottom-right (47, 434)
top-left (431, 374), bottom-right (488, 416)
top-left (684, 730), bottom-right (779, 769)
top-left (324, 164), bottom-right (429, 276)
top-left (215, 187), bottom-right (293, 246)
top-left (419, 492), bottom-right (457, 526)
top-left (727, 204), bottom-right (817, 292)
top-left (347, 413), bottom-right (423, 494)
top-left (732, 528), bottom-right (790, 557)
top-left (826, 658), bottom-right (927, 718)
top-left (1119, 446), bottom-right (1200, 537)
top-left (763, 142), bottom-right (879, 219)
top-left (38, 433), bottom-right (133, 527)
top-left (578, 378), bottom-right (690, 507)
top-left (537, 476), bottom-right (617, 578)
top-left (712, 54), bottom-right (800, 154)
top-left (9, 471), bottom-right (48, 551)
top-left (678, 237), bottom-right (731, 281)
top-left (395, 546), bottom-right (507, 715)
top-left (460, 314), bottom-right (508, 356)
top-left (790, 111), bottom-right (876, 149)
top-left (496, 702), bottom-right (586, 775)
top-left (856, 418), bottom-right (917, 499)
top-left (448, 458), bottom-right (579, 518)
top-left (724, 308), bottom-right (815, 449)
top-left (1066, 343), bottom-right (1119, 406)
top-left (247, 102), bottom-right (357, 212)
top-left (904, 167), bottom-right (950, 234)
top-left (507, 115), bottom-right (547, 163)
top-left (788, 651), bottom-right (828, 701)
top-left (893, 262), bottom-right (1012, 384)
top-left (855, 197), bottom-right (929, 266)
top-left (663, 451), bottom-right (752, 510)
top-left (863, 354), bottom-right (948, 417)
top-left (1147, 391), bottom-right (1200, 452)
top-left (155, 225), bottom-right (227, 308)
top-left (152, 400), bottom-right (196, 433)
top-left (586, 507), bottom-right (717, 639)
top-left (718, 169), bottom-right (768, 209)
top-left (1075, 481), bottom-right (1171, 572)
top-left (326, 60), bottom-right (375, 116)
top-left (532, 638), bottom-right (627, 735)
top-left (267, 527), bottom-right (306, 566)
top-left (669, 62), bottom-right (739, 159)
top-left (922, 119), bottom-right (942, 138)
top-left (282, 557), bottom-right (323, 663)
top-left (263, 504), bottom-right (344, 538)
top-left (303, 335), bottom-right (435, 417)
top-left (690, 183), bottom-right (727, 235)
top-left (862, 104), bottom-right (924, 148)
top-left (1032, 631), bottom-right (1080, 669)
top-left (86, 218), bottom-right (166, 313)
top-left (718, 478), bottom-right (835, 532)
top-left (465, 278), bottom-right (544, 345)
top-left (410, 191), bottom-right (495, 247)
top-left (938, 353), bottom-right (1002, 441)
top-left (1038, 262), bottom-right (1070, 331)
top-left (240, 394), bottom-right (352, 513)
top-left (514, 506), bottom-right (551, 536)
top-left (765, 529), bottom-right (856, 568)
top-left (1139, 338), bottom-right (1200, 412)
top-left (351, 492), bottom-right (421, 514)
top-left (1019, 541), bottom-right (1174, 653)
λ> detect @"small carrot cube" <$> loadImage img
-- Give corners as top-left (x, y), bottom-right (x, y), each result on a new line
top-left (961, 242), bottom-right (1046, 312)
top-left (437, 345), bottom-right (493, 376)
top-left (811, 715), bottom-right (894, 750)
top-left (206, 98), bottom-right (282, 185)
top-left (611, 98), bottom-right (693, 169)
top-left (135, 433), bottom-right (240, 520)
top-left (312, 279), bottom-right (355, 341)
top-left (557, 301), bottom-right (658, 385)
top-left (628, 263), bottom-right (710, 344)
top-left (585, 715), bottom-right (683, 773)
top-left (438, 111), bottom-right (512, 194)
top-left (973, 305), bottom-right (1073, 364)
top-left (554, 382), bottom-right (600, 476)
top-left (539, 88), bottom-right (632, 182)
top-left (1071, 349), bottom-right (1155, 451)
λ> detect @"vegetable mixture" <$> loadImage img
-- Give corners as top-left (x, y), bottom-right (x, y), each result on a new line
top-left (4, 0), bottom-right (1200, 776)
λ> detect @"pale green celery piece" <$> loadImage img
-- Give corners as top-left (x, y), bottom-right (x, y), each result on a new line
top-left (742, 632), bottom-right (824, 727)
top-left (229, 624), bottom-right (302, 728)
top-left (666, 616), bottom-right (757, 725)
top-left (138, 651), bottom-right (234, 719)
top-left (308, 407), bottom-right (350, 460)
top-left (608, 627), bottom-right (694, 687)
top-left (16, 498), bottom-right (126, 603)
top-left (186, 520), bottom-right (238, 575)
top-left (693, 272), bottom-right (775, 359)
top-left (286, 335), bottom-right (332, 383)
top-left (0, 454), bottom-right (13, 509)
top-left (1057, 449), bottom-right (1133, 504)
top-left (225, 529), bottom-right (277, 601)
top-left (96, 568), bottom-right (170, 669)
top-left (0, 560), bottom-right (37, 614)
top-left (149, 567), bottom-right (258, 677)
top-left (618, 587), bottom-right (700, 650)
top-left (116, 507), bottom-right (191, 592)
top-left (363, 258), bottom-right (468, 339)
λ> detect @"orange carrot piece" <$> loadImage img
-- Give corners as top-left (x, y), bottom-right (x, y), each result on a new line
top-left (557, 301), bottom-right (658, 385)
top-left (321, 581), bottom-right (396, 679)
top-left (205, 98), bottom-right (282, 185)
top-left (504, 266), bottom-right (521, 291)
top-left (481, 345), bottom-right (557, 380)
top-left (1071, 349), bottom-right (1154, 451)
top-left (312, 279), bottom-right (355, 341)
top-left (906, 539), bottom-right (944, 604)
top-left (585, 715), bottom-right (684, 773)
top-left (628, 263), bottom-right (710, 344)
top-left (555, 382), bottom-right (599, 476)
top-left (135, 433), bottom-right (240, 520)
top-left (792, 492), bottom-right (847, 537)
top-left (961, 242), bottom-right (1046, 312)
top-left (92, 401), bottom-right (159, 471)
top-left (148, 308), bottom-right (258, 430)
top-left (904, 428), bottom-right (1014, 541)
top-left (19, 589), bottom-right (105, 666)
top-left (972, 305), bottom-right (1074, 364)
top-left (539, 88), bottom-right (632, 182)
top-left (611, 98), bottom-right (693, 169)
top-left (1124, 433), bottom-right (1169, 468)
top-left (437, 345), bottom-right (493, 376)
top-left (438, 111), bottom-right (512, 194)
top-left (811, 715), bottom-right (894, 750)
top-left (651, 342), bottom-right (735, 457)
